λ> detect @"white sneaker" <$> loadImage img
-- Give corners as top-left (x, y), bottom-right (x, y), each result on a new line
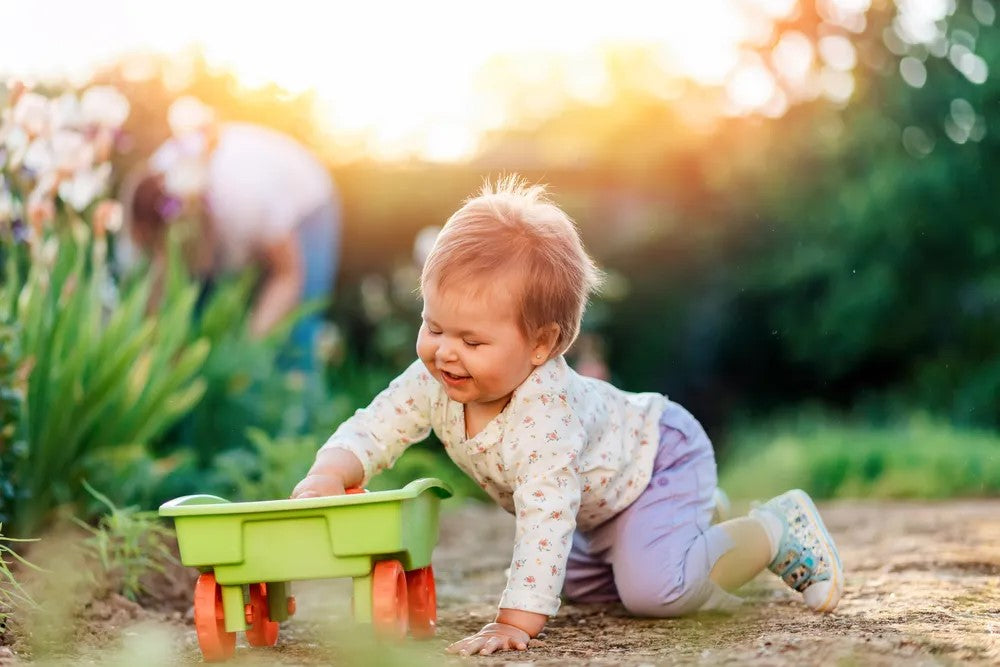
top-left (753, 489), bottom-right (844, 612)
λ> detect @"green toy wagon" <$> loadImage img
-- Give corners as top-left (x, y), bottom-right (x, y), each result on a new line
top-left (158, 478), bottom-right (452, 662)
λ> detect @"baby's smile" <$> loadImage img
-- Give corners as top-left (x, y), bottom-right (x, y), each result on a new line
top-left (441, 369), bottom-right (471, 385)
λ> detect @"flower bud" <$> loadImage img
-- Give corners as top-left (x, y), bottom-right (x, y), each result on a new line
top-left (27, 192), bottom-right (55, 228)
top-left (93, 199), bottom-right (123, 238)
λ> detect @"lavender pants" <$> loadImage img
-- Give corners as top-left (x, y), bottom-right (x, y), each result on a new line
top-left (563, 401), bottom-right (734, 616)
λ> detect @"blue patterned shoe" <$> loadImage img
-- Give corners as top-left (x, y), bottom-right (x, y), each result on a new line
top-left (753, 489), bottom-right (843, 612)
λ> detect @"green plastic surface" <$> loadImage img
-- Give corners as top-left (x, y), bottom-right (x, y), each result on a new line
top-left (159, 478), bottom-right (452, 592)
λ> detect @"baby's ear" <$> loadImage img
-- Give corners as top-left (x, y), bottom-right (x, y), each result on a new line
top-left (533, 323), bottom-right (561, 362)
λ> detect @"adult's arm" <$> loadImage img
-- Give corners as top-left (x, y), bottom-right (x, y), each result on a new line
top-left (249, 231), bottom-right (304, 338)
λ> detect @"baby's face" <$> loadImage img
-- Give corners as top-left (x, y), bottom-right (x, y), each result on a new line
top-left (418, 279), bottom-right (540, 420)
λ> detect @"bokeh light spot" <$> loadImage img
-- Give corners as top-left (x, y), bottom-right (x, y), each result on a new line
top-left (818, 35), bottom-right (857, 71)
top-left (726, 58), bottom-right (777, 112)
top-left (901, 125), bottom-right (934, 158)
top-left (899, 57), bottom-right (927, 88)
top-left (972, 0), bottom-right (996, 26)
top-left (820, 68), bottom-right (855, 104)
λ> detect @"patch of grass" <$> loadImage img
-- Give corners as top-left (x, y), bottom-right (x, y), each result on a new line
top-left (0, 525), bottom-right (39, 628)
top-left (719, 414), bottom-right (1000, 500)
top-left (73, 481), bottom-right (175, 601)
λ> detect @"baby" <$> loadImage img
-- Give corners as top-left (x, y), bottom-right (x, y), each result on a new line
top-left (292, 177), bottom-right (843, 656)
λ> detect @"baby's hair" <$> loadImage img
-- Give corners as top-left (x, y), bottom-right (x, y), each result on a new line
top-left (420, 174), bottom-right (602, 358)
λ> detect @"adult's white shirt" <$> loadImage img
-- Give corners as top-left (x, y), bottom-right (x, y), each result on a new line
top-left (203, 123), bottom-right (331, 270)
top-left (148, 122), bottom-right (331, 271)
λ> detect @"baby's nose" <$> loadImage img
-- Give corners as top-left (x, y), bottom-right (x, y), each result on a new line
top-left (436, 339), bottom-right (459, 361)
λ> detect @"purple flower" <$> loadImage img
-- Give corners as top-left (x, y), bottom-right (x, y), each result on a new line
top-left (12, 218), bottom-right (28, 243)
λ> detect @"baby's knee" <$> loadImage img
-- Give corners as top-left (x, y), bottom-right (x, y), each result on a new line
top-left (617, 573), bottom-right (712, 618)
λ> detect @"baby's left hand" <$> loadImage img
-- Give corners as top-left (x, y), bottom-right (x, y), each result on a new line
top-left (446, 622), bottom-right (531, 656)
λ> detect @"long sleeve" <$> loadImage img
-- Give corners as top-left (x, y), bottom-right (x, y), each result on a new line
top-left (319, 360), bottom-right (435, 483)
top-left (498, 390), bottom-right (585, 615)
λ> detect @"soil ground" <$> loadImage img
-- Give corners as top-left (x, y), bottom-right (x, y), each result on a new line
top-left (4, 499), bottom-right (1000, 665)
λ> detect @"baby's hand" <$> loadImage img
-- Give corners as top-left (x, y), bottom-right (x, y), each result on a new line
top-left (290, 447), bottom-right (365, 499)
top-left (446, 622), bottom-right (531, 656)
top-left (290, 472), bottom-right (347, 499)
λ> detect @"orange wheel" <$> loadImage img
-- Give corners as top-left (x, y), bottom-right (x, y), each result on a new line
top-left (194, 573), bottom-right (236, 662)
top-left (245, 583), bottom-right (280, 647)
top-left (405, 566), bottom-right (437, 639)
top-left (372, 560), bottom-right (408, 639)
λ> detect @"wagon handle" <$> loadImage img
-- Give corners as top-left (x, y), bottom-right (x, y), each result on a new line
top-left (159, 494), bottom-right (230, 510)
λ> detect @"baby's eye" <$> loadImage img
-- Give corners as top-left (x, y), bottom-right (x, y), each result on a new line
top-left (427, 326), bottom-right (442, 335)
top-left (463, 340), bottom-right (482, 348)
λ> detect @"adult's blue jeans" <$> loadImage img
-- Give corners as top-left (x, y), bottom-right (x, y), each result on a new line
top-left (285, 192), bottom-right (341, 371)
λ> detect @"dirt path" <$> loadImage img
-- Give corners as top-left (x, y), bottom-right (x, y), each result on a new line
top-left (431, 500), bottom-right (1000, 666)
top-left (9, 500), bottom-right (1000, 665)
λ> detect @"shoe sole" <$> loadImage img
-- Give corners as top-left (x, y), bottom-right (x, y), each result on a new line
top-left (788, 489), bottom-right (844, 612)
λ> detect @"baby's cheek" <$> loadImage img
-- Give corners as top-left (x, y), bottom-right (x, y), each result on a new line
top-left (415, 333), bottom-right (432, 362)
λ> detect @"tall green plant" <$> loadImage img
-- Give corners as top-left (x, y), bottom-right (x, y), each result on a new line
top-left (0, 315), bottom-right (25, 528)
top-left (3, 228), bottom-right (209, 536)
top-left (147, 273), bottom-right (331, 488)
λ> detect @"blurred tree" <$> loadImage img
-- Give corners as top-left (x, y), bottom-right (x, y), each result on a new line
top-left (721, 0), bottom-right (1000, 428)
top-left (475, 1), bottom-right (1000, 435)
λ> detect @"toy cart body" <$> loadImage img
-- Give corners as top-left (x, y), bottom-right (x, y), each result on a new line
top-left (159, 478), bottom-right (452, 661)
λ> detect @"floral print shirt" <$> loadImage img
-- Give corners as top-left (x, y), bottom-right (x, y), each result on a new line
top-left (320, 356), bottom-right (668, 616)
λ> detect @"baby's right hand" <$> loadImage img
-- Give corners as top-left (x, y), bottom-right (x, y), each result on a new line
top-left (290, 447), bottom-right (365, 499)
top-left (291, 472), bottom-right (348, 499)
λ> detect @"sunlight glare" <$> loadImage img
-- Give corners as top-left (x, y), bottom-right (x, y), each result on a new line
top-left (727, 55), bottom-right (778, 113)
top-left (772, 31), bottom-right (815, 85)
top-left (747, 0), bottom-right (799, 19)
top-left (3, 0), bottom-right (792, 160)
